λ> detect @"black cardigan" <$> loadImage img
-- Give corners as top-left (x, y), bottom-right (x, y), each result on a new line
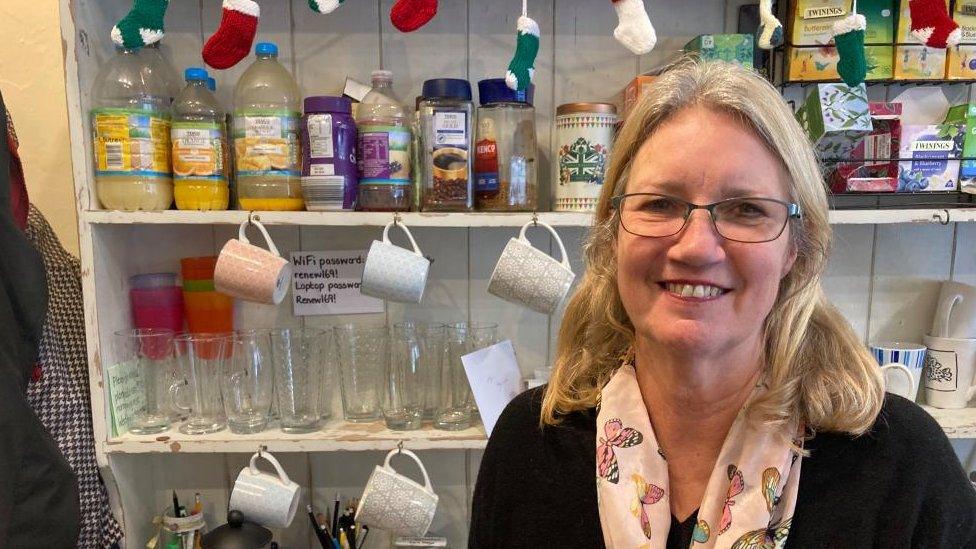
top-left (470, 387), bottom-right (976, 548)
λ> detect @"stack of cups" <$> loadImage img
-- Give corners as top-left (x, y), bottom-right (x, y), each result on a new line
top-left (129, 273), bottom-right (183, 333)
top-left (180, 256), bottom-right (234, 334)
top-left (922, 282), bottom-right (976, 409)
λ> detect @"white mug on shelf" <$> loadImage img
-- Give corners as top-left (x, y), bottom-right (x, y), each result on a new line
top-left (355, 448), bottom-right (439, 537)
top-left (922, 335), bottom-right (976, 409)
top-left (869, 342), bottom-right (927, 401)
top-left (228, 450), bottom-right (301, 528)
top-left (361, 221), bottom-right (431, 303)
top-left (931, 281), bottom-right (976, 339)
top-left (487, 220), bottom-right (576, 315)
top-left (215, 219), bottom-right (292, 305)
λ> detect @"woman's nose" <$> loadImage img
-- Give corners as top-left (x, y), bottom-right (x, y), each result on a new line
top-left (666, 209), bottom-right (727, 265)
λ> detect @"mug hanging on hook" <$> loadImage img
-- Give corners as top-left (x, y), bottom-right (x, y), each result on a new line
top-left (214, 218), bottom-right (293, 305)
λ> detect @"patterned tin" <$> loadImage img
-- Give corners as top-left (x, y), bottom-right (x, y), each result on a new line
top-left (554, 102), bottom-right (618, 212)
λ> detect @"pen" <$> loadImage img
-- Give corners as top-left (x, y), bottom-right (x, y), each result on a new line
top-left (308, 504), bottom-right (331, 549)
top-left (172, 490), bottom-right (180, 518)
top-left (332, 495), bottom-right (340, 539)
top-left (339, 529), bottom-right (349, 549)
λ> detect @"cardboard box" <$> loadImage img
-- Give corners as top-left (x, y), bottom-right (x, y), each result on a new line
top-left (795, 83), bottom-right (873, 159)
top-left (898, 124), bottom-right (965, 191)
top-left (895, 0), bottom-right (948, 79)
top-left (947, 1), bottom-right (976, 79)
top-left (620, 75), bottom-right (657, 120)
top-left (829, 102), bottom-right (901, 192)
top-left (684, 34), bottom-right (754, 69)
top-left (788, 0), bottom-right (894, 81)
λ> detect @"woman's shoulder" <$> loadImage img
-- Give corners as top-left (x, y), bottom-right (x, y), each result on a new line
top-left (489, 385), bottom-right (597, 448)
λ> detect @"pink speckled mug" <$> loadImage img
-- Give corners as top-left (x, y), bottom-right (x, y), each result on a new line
top-left (215, 219), bottom-right (292, 305)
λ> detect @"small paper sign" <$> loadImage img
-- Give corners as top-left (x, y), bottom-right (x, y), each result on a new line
top-left (461, 340), bottom-right (523, 437)
top-left (106, 360), bottom-right (146, 437)
top-left (291, 251), bottom-right (385, 316)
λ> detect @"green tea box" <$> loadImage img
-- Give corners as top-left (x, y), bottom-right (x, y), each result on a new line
top-left (795, 83), bottom-right (873, 159)
top-left (684, 34), bottom-right (754, 69)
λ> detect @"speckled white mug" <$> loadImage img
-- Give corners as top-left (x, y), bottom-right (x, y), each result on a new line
top-left (487, 221), bottom-right (575, 315)
top-left (229, 450), bottom-right (301, 528)
top-left (215, 219), bottom-right (292, 305)
top-left (355, 448), bottom-right (438, 537)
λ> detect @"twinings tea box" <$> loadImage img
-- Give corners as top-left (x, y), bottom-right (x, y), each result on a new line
top-left (788, 0), bottom-right (894, 81)
top-left (795, 83), bottom-right (873, 159)
top-left (898, 124), bottom-right (964, 191)
top-left (684, 34), bottom-right (754, 69)
top-left (947, 1), bottom-right (976, 79)
top-left (895, 0), bottom-right (948, 79)
top-left (828, 102), bottom-right (901, 193)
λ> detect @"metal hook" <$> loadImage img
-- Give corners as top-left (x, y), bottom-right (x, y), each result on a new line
top-left (531, 212), bottom-right (539, 227)
top-left (247, 211), bottom-right (261, 226)
top-left (397, 440), bottom-right (404, 454)
top-left (258, 444), bottom-right (267, 456)
top-left (935, 209), bottom-right (950, 225)
top-left (393, 212), bottom-right (402, 226)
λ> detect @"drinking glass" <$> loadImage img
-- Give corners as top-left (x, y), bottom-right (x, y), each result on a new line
top-left (113, 328), bottom-right (177, 435)
top-left (385, 323), bottom-right (429, 430)
top-left (435, 323), bottom-right (475, 430)
top-left (417, 324), bottom-right (446, 421)
top-left (222, 330), bottom-right (274, 434)
top-left (271, 329), bottom-right (327, 433)
top-left (319, 328), bottom-right (339, 421)
top-left (173, 333), bottom-right (228, 434)
top-left (336, 325), bottom-right (388, 422)
top-left (466, 323), bottom-right (499, 421)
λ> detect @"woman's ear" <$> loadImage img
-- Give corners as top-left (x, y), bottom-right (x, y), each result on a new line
top-left (781, 242), bottom-right (798, 279)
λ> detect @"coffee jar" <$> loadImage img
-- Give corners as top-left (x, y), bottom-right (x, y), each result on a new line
top-left (553, 102), bottom-right (617, 212)
top-left (419, 79), bottom-right (475, 211)
top-left (475, 79), bottom-right (537, 211)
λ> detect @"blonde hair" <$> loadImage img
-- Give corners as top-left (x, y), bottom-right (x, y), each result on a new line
top-left (542, 59), bottom-right (883, 436)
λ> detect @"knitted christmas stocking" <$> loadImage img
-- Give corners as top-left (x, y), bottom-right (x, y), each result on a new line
top-left (203, 0), bottom-right (260, 70)
top-left (909, 0), bottom-right (961, 48)
top-left (506, 15), bottom-right (540, 91)
top-left (111, 0), bottom-right (169, 49)
top-left (390, 0), bottom-right (438, 32)
top-left (833, 14), bottom-right (867, 86)
top-left (612, 0), bottom-right (656, 55)
top-left (756, 0), bottom-right (783, 49)
top-left (309, 0), bottom-right (344, 14)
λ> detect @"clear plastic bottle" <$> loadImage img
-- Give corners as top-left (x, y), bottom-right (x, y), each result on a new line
top-left (142, 42), bottom-right (181, 104)
top-left (233, 42), bottom-right (303, 211)
top-left (91, 47), bottom-right (173, 211)
top-left (171, 67), bottom-right (229, 210)
top-left (356, 70), bottom-right (412, 211)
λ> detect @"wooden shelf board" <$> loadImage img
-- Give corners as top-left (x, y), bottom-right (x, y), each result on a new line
top-left (79, 208), bottom-right (976, 227)
top-left (103, 420), bottom-right (487, 454)
top-left (921, 406), bottom-right (976, 439)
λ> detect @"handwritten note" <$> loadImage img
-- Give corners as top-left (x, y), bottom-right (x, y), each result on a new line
top-left (106, 360), bottom-right (146, 436)
top-left (291, 251), bottom-right (385, 316)
top-left (461, 340), bottom-right (522, 437)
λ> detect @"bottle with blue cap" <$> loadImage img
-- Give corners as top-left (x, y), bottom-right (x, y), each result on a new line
top-left (90, 47), bottom-right (173, 211)
top-left (171, 66), bottom-right (229, 210)
top-left (418, 78), bottom-right (475, 211)
top-left (233, 42), bottom-right (304, 211)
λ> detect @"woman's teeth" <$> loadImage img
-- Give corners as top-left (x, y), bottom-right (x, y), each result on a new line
top-left (665, 283), bottom-right (724, 298)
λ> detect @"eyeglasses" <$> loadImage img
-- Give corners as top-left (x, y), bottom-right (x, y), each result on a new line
top-left (610, 193), bottom-right (802, 243)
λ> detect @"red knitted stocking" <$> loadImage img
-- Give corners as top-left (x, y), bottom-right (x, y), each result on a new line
top-left (390, 0), bottom-right (438, 32)
top-left (203, 0), bottom-right (260, 70)
top-left (908, 0), bottom-right (961, 48)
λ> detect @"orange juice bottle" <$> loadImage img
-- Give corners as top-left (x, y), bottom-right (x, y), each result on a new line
top-left (172, 68), bottom-right (229, 210)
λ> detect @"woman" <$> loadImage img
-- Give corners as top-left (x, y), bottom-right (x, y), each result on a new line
top-left (470, 60), bottom-right (976, 548)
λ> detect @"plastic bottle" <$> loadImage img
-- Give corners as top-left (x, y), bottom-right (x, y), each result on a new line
top-left (356, 70), bottom-right (412, 211)
top-left (142, 42), bottom-right (181, 104)
top-left (171, 67), bottom-right (229, 210)
top-left (90, 47), bottom-right (172, 211)
top-left (233, 42), bottom-right (303, 211)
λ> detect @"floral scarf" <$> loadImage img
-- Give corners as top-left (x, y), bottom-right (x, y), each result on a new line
top-left (596, 364), bottom-right (803, 548)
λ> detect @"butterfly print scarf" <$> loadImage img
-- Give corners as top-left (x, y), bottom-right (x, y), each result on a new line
top-left (596, 364), bottom-right (803, 548)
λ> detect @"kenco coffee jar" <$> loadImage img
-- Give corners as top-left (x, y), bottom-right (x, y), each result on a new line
top-left (419, 79), bottom-right (475, 211)
top-left (553, 102), bottom-right (617, 212)
top-left (475, 79), bottom-right (537, 212)
top-left (301, 96), bottom-right (358, 211)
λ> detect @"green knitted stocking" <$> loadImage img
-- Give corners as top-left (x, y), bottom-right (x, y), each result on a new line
top-left (506, 16), bottom-right (540, 92)
top-left (834, 15), bottom-right (867, 86)
top-left (112, 0), bottom-right (169, 49)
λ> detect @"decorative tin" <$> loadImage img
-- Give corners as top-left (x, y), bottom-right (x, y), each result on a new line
top-left (554, 102), bottom-right (617, 212)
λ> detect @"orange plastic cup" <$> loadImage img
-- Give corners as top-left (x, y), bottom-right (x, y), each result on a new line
top-left (183, 290), bottom-right (233, 335)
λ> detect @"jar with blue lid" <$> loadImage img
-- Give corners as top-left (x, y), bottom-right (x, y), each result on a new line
top-left (419, 78), bottom-right (475, 211)
top-left (475, 79), bottom-right (537, 211)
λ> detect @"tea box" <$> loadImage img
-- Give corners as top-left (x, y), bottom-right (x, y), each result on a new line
top-left (947, 1), bottom-right (976, 79)
top-left (898, 124), bottom-right (964, 191)
top-left (684, 34), bottom-right (754, 69)
top-left (795, 83), bottom-right (873, 159)
top-left (895, 0), bottom-right (948, 79)
top-left (788, 0), bottom-right (894, 81)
